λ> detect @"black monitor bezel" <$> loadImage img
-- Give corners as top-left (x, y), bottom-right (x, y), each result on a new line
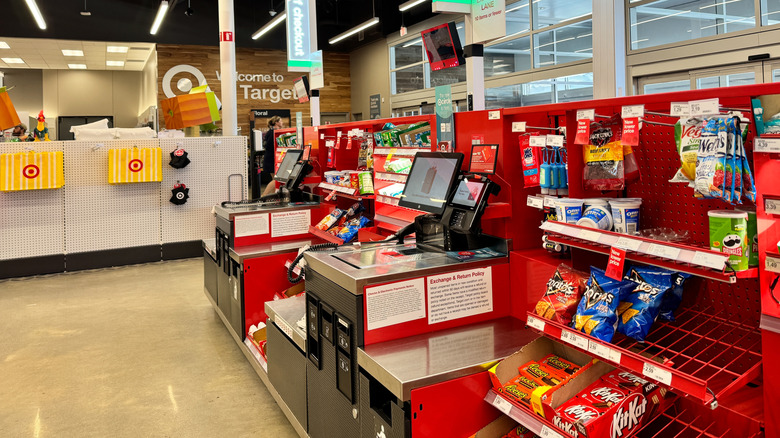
top-left (398, 151), bottom-right (464, 216)
top-left (274, 149), bottom-right (304, 183)
top-left (449, 178), bottom-right (489, 211)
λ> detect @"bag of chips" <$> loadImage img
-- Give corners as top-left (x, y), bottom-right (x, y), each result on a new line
top-left (573, 267), bottom-right (636, 342)
top-left (670, 118), bottom-right (703, 183)
top-left (727, 118), bottom-right (742, 204)
top-left (617, 265), bottom-right (678, 342)
top-left (584, 123), bottom-right (625, 191)
top-left (694, 118), bottom-right (727, 199)
top-left (315, 208), bottom-right (345, 231)
top-left (738, 122), bottom-right (757, 203)
top-left (520, 134), bottom-right (543, 188)
top-left (657, 270), bottom-right (690, 322)
top-left (336, 216), bottom-right (370, 242)
top-left (534, 264), bottom-right (588, 325)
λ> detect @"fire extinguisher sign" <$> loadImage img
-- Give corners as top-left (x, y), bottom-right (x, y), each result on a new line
top-left (220, 31), bottom-right (234, 42)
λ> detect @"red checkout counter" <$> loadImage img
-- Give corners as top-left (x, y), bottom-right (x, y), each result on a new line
top-left (258, 240), bottom-right (539, 438)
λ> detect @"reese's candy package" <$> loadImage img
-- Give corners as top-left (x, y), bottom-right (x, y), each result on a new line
top-left (540, 354), bottom-right (581, 376)
top-left (534, 264), bottom-right (588, 325)
top-left (503, 424), bottom-right (538, 438)
top-left (573, 267), bottom-right (636, 342)
top-left (552, 398), bottom-right (604, 437)
top-left (501, 375), bottom-right (541, 407)
top-left (518, 361), bottom-right (567, 387)
top-left (616, 265), bottom-right (679, 342)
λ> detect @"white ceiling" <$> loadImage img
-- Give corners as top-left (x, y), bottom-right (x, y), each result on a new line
top-left (0, 37), bottom-right (155, 71)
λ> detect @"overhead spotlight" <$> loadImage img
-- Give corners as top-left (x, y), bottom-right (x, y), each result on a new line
top-left (150, 0), bottom-right (169, 35)
top-left (269, 9), bottom-right (277, 16)
top-left (184, 0), bottom-right (193, 16)
top-left (80, 0), bottom-right (91, 16)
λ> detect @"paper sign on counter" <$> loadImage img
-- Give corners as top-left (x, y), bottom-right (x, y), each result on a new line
top-left (366, 278), bottom-right (426, 330)
top-left (271, 210), bottom-right (311, 238)
top-left (235, 213), bottom-right (269, 237)
top-left (428, 267), bottom-right (493, 324)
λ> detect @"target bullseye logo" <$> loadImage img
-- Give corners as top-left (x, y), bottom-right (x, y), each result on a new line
top-left (128, 159), bottom-right (144, 173)
top-left (174, 149), bottom-right (184, 157)
top-left (176, 192), bottom-right (185, 200)
top-left (22, 164), bottom-right (40, 179)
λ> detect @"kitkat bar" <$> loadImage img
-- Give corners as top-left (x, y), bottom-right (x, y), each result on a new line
top-left (519, 361), bottom-right (567, 387)
top-left (552, 397), bottom-right (604, 438)
top-left (578, 379), bottom-right (630, 410)
top-left (600, 370), bottom-right (668, 399)
top-left (540, 354), bottom-right (581, 376)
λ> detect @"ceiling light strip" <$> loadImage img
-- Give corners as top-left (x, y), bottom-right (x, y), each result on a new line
top-left (150, 1), bottom-right (170, 35)
top-left (25, 0), bottom-right (47, 30)
top-left (252, 12), bottom-right (287, 40)
top-left (399, 0), bottom-right (428, 12)
top-left (329, 17), bottom-right (380, 45)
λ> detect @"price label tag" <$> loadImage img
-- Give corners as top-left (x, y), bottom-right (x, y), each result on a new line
top-left (543, 221), bottom-right (565, 233)
top-left (691, 251), bottom-right (728, 270)
top-left (543, 196), bottom-right (558, 208)
top-left (488, 110), bottom-right (501, 120)
top-left (647, 243), bottom-right (682, 260)
top-left (622, 105), bottom-right (645, 119)
top-left (325, 140), bottom-right (335, 148)
top-left (540, 426), bottom-right (564, 438)
top-left (690, 98), bottom-right (720, 116)
top-left (492, 394), bottom-right (514, 415)
top-left (765, 198), bottom-right (780, 213)
top-left (614, 237), bottom-right (642, 251)
top-left (766, 256), bottom-right (780, 274)
top-left (578, 229), bottom-right (602, 242)
top-left (755, 138), bottom-right (780, 153)
top-left (670, 102), bottom-right (691, 117)
top-left (643, 362), bottom-right (673, 386)
top-left (561, 329), bottom-right (589, 350)
top-left (547, 135), bottom-right (565, 147)
top-left (527, 195), bottom-right (544, 209)
top-left (320, 133), bottom-right (325, 140)
top-left (527, 315), bottom-right (546, 331)
top-left (588, 340), bottom-right (622, 363)
top-left (512, 121), bottom-right (527, 132)
top-left (529, 136), bottom-right (547, 147)
top-left (576, 109), bottom-right (595, 121)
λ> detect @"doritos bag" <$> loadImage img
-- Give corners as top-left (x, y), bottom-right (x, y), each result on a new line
top-left (534, 264), bottom-right (588, 325)
top-left (617, 265), bottom-right (679, 341)
top-left (573, 267), bottom-right (636, 342)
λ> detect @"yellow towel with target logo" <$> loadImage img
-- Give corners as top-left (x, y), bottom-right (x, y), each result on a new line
top-left (0, 151), bottom-right (64, 191)
top-left (108, 147), bottom-right (162, 184)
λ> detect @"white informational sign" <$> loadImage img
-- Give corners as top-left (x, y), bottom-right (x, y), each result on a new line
top-left (365, 278), bottom-right (426, 330)
top-left (271, 209), bottom-right (311, 238)
top-left (428, 267), bottom-right (493, 324)
top-left (471, 0), bottom-right (506, 43)
top-left (234, 213), bottom-right (269, 237)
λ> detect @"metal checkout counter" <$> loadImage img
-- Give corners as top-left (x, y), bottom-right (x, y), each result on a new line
top-left (205, 148), bottom-right (327, 342)
top-left (262, 151), bottom-right (540, 437)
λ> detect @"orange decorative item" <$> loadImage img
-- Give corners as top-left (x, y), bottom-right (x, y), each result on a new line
top-left (0, 87), bottom-right (21, 131)
top-left (33, 110), bottom-right (50, 141)
top-left (160, 93), bottom-right (214, 129)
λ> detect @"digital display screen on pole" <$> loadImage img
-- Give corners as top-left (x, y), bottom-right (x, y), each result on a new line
top-left (293, 76), bottom-right (310, 103)
top-left (469, 144), bottom-right (499, 174)
top-left (421, 22), bottom-right (466, 71)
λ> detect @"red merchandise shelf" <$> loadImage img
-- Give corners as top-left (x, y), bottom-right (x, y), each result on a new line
top-left (373, 147), bottom-right (431, 156)
top-left (541, 221), bottom-right (741, 283)
top-left (526, 306), bottom-right (762, 408)
top-left (484, 390), bottom-right (569, 438)
top-left (308, 226), bottom-right (344, 245)
top-left (318, 182), bottom-right (359, 196)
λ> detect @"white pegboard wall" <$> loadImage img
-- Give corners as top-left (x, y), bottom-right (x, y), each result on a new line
top-left (63, 139), bottom-right (162, 253)
top-left (159, 136), bottom-right (247, 244)
top-left (0, 141), bottom-right (65, 260)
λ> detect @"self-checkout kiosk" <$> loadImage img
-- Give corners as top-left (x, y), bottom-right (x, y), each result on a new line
top-left (293, 147), bottom-right (533, 438)
top-left (208, 149), bottom-right (328, 341)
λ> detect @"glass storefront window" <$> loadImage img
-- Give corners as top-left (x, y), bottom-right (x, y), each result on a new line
top-left (392, 39), bottom-right (424, 69)
top-left (430, 64), bottom-right (467, 87)
top-left (696, 72), bottom-right (755, 88)
top-left (533, 0), bottom-right (592, 29)
top-left (534, 20), bottom-right (593, 67)
top-left (485, 72), bottom-right (593, 108)
top-left (506, 0), bottom-right (531, 34)
top-left (392, 65), bottom-right (425, 94)
top-left (762, 0), bottom-right (780, 25)
top-left (630, 0), bottom-right (756, 50)
top-left (643, 79), bottom-right (691, 94)
top-left (485, 36), bottom-right (532, 77)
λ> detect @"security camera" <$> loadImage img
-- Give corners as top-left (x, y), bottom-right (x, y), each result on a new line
top-left (185, 7), bottom-right (194, 15)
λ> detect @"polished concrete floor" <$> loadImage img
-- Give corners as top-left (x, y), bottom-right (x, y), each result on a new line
top-left (0, 259), bottom-right (298, 438)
